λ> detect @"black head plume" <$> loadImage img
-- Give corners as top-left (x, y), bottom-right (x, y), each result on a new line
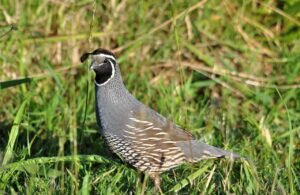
top-left (80, 48), bottom-right (116, 63)
top-left (91, 48), bottom-right (115, 57)
top-left (80, 52), bottom-right (91, 63)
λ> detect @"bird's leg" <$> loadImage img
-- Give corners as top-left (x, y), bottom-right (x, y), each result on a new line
top-left (149, 172), bottom-right (163, 194)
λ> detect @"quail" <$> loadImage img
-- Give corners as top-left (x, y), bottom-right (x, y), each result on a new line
top-left (80, 48), bottom-right (240, 193)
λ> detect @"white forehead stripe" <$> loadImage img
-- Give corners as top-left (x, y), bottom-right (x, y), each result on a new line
top-left (98, 53), bottom-right (116, 61)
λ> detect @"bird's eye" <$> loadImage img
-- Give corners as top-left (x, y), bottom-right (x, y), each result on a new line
top-left (104, 59), bottom-right (108, 63)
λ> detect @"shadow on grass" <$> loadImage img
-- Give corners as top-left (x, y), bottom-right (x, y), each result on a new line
top-left (0, 119), bottom-right (121, 164)
top-left (0, 120), bottom-right (12, 162)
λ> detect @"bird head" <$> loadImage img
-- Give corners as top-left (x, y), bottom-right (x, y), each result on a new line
top-left (80, 48), bottom-right (117, 86)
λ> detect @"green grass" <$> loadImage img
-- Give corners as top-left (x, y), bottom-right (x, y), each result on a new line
top-left (0, 0), bottom-right (299, 194)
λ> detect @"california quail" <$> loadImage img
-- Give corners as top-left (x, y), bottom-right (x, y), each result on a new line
top-left (80, 48), bottom-right (240, 193)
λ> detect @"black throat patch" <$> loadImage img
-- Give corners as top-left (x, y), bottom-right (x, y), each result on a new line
top-left (94, 61), bottom-right (114, 85)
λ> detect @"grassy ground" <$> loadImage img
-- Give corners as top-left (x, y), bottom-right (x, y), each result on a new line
top-left (0, 0), bottom-right (299, 194)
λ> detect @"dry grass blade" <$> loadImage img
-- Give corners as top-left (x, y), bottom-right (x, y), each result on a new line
top-left (161, 61), bottom-right (300, 89)
top-left (24, 32), bottom-right (107, 44)
top-left (241, 16), bottom-right (275, 40)
top-left (258, 2), bottom-right (300, 26)
top-left (113, 0), bottom-right (208, 53)
top-left (202, 165), bottom-right (216, 195)
top-left (198, 70), bottom-right (246, 98)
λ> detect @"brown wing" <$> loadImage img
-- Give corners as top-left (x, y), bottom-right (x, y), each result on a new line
top-left (118, 107), bottom-right (193, 172)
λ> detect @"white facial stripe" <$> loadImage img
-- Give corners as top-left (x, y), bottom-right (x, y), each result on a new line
top-left (95, 59), bottom-right (115, 87)
top-left (98, 53), bottom-right (116, 61)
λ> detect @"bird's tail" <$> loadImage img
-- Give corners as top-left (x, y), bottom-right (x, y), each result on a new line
top-left (176, 140), bottom-right (240, 162)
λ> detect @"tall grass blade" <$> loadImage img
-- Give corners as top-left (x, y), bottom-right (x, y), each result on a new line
top-left (275, 88), bottom-right (295, 194)
top-left (2, 96), bottom-right (31, 165)
top-left (80, 173), bottom-right (90, 195)
top-left (168, 164), bottom-right (210, 193)
top-left (0, 155), bottom-right (113, 172)
top-left (0, 78), bottom-right (32, 90)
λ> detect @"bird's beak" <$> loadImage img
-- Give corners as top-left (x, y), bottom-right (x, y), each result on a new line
top-left (90, 62), bottom-right (97, 70)
top-left (90, 62), bottom-right (105, 70)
